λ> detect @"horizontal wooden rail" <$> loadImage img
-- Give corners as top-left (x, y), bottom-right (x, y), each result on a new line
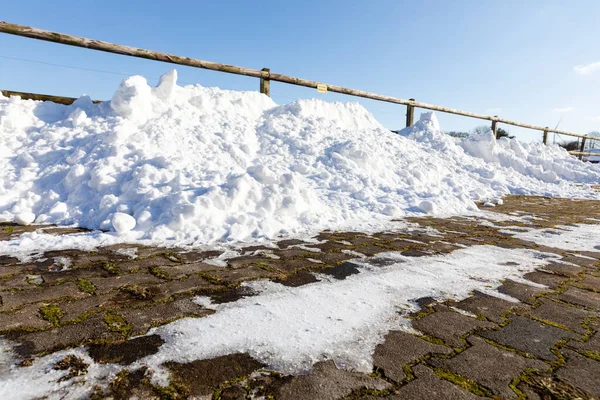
top-left (1, 89), bottom-right (100, 105)
top-left (1, 20), bottom-right (598, 143)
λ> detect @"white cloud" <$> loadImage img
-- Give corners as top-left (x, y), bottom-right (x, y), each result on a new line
top-left (574, 61), bottom-right (600, 75)
top-left (552, 107), bottom-right (575, 113)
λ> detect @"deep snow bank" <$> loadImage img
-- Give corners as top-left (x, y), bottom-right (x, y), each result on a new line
top-left (1, 70), bottom-right (599, 244)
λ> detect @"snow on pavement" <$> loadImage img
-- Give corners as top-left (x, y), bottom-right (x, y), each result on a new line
top-left (1, 70), bottom-right (599, 250)
top-left (0, 245), bottom-right (560, 399)
top-left (512, 224), bottom-right (600, 252)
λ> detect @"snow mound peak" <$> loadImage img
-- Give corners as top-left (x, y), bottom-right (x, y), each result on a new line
top-left (0, 70), bottom-right (599, 245)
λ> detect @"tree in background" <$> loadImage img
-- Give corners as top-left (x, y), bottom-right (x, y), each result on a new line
top-left (558, 140), bottom-right (580, 151)
top-left (587, 131), bottom-right (600, 149)
top-left (445, 131), bottom-right (469, 138)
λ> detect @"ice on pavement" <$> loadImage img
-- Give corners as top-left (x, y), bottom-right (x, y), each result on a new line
top-left (1, 70), bottom-right (599, 248)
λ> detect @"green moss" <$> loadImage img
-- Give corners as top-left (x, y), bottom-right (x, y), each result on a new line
top-left (3, 226), bottom-right (14, 234)
top-left (149, 266), bottom-right (170, 280)
top-left (577, 349), bottom-right (600, 361)
top-left (433, 368), bottom-right (492, 397)
top-left (152, 379), bottom-right (190, 400)
top-left (197, 271), bottom-right (221, 285)
top-left (255, 262), bottom-right (276, 272)
top-left (0, 274), bottom-right (13, 279)
top-left (77, 278), bottom-right (96, 295)
top-left (103, 313), bottom-right (131, 336)
top-left (39, 304), bottom-right (63, 326)
top-left (121, 284), bottom-right (151, 299)
top-left (103, 262), bottom-right (121, 275)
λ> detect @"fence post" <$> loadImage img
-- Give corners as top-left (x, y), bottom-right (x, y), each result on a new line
top-left (542, 127), bottom-right (549, 145)
top-left (492, 117), bottom-right (499, 139)
top-left (260, 68), bottom-right (270, 97)
top-left (406, 98), bottom-right (415, 127)
top-left (579, 136), bottom-right (587, 160)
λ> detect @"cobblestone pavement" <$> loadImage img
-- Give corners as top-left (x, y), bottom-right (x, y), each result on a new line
top-left (1, 196), bottom-right (600, 399)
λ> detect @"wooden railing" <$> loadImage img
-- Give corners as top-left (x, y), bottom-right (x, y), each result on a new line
top-left (1, 20), bottom-right (598, 152)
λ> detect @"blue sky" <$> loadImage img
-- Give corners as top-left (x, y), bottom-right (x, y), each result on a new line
top-left (1, 0), bottom-right (599, 142)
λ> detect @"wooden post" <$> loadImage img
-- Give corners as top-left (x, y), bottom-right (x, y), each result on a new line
top-left (406, 98), bottom-right (415, 127)
top-left (492, 117), bottom-right (499, 139)
top-left (542, 127), bottom-right (549, 145)
top-left (579, 136), bottom-right (587, 160)
top-left (260, 68), bottom-right (270, 97)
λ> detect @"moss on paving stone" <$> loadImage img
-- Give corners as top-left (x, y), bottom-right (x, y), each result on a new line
top-left (102, 261), bottom-right (121, 275)
top-left (149, 266), bottom-right (170, 280)
top-left (432, 368), bottom-right (493, 397)
top-left (103, 313), bottom-right (131, 336)
top-left (39, 304), bottom-right (63, 326)
top-left (77, 278), bottom-right (96, 295)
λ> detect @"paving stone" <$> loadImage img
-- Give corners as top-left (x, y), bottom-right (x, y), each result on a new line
top-left (542, 262), bottom-right (583, 278)
top-left (412, 305), bottom-right (495, 348)
top-left (515, 382), bottom-right (543, 400)
top-left (556, 349), bottom-right (600, 398)
top-left (87, 334), bottom-right (164, 365)
top-left (568, 320), bottom-right (600, 355)
top-left (9, 314), bottom-right (122, 356)
top-left (372, 330), bottom-right (452, 382)
top-left (575, 274), bottom-right (600, 292)
top-left (429, 336), bottom-right (548, 399)
top-left (149, 262), bottom-right (217, 280)
top-left (58, 293), bottom-right (122, 321)
top-left (274, 270), bottom-right (319, 287)
top-left (525, 373), bottom-right (592, 400)
top-left (479, 315), bottom-right (578, 360)
top-left (0, 283), bottom-right (87, 311)
top-left (453, 292), bottom-right (523, 324)
top-left (391, 364), bottom-right (483, 399)
top-left (0, 303), bottom-right (53, 332)
top-left (319, 261), bottom-right (361, 280)
top-left (209, 265), bottom-right (281, 284)
top-left (90, 273), bottom-right (162, 294)
top-left (219, 385), bottom-right (248, 399)
top-left (497, 279), bottom-right (548, 304)
top-left (40, 265), bottom-right (110, 286)
top-left (524, 299), bottom-right (598, 334)
top-left (105, 367), bottom-right (158, 399)
top-left (118, 298), bottom-right (213, 336)
top-left (554, 286), bottom-right (600, 310)
top-left (561, 254), bottom-right (599, 268)
top-left (265, 360), bottom-right (391, 400)
top-left (166, 353), bottom-right (265, 397)
top-left (522, 271), bottom-right (568, 289)
top-left (199, 285), bottom-right (257, 304)
top-left (150, 275), bottom-right (219, 300)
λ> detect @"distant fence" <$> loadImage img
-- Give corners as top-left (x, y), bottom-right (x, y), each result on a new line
top-left (1, 20), bottom-right (599, 157)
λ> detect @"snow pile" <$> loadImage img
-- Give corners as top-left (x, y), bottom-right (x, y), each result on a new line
top-left (1, 70), bottom-right (599, 245)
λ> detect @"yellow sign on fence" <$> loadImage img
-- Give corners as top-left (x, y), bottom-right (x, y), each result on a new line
top-left (317, 83), bottom-right (328, 93)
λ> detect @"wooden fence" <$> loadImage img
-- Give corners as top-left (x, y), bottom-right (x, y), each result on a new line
top-left (1, 20), bottom-right (598, 155)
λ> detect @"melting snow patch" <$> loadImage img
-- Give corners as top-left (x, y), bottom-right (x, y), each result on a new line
top-left (512, 224), bottom-right (600, 252)
top-left (141, 246), bottom-right (558, 375)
